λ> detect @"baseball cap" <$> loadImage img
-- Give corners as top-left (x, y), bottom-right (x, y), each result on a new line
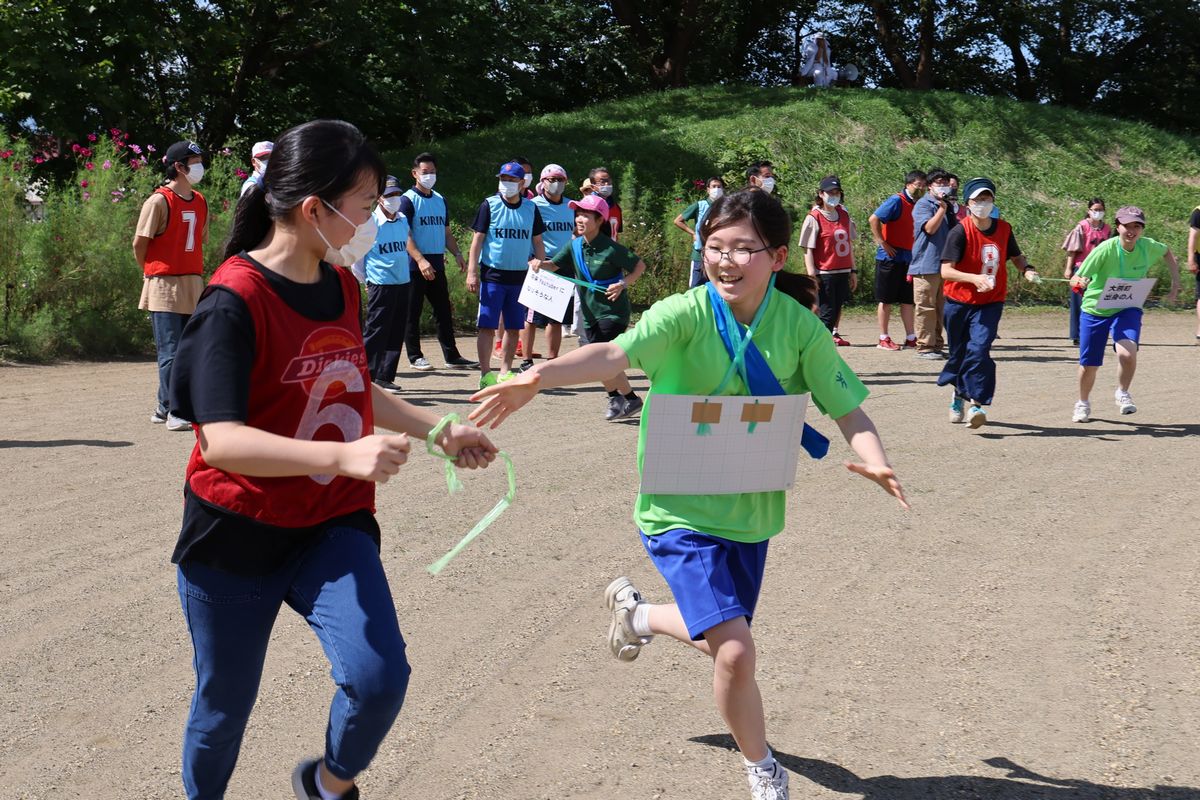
top-left (1114, 205), bottom-right (1146, 225)
top-left (963, 177), bottom-right (996, 200)
top-left (251, 141), bottom-right (273, 160)
top-left (540, 163), bottom-right (568, 180)
top-left (819, 175), bottom-right (842, 192)
top-left (568, 194), bottom-right (610, 222)
top-left (164, 140), bottom-right (203, 165)
top-left (580, 178), bottom-right (594, 194)
top-left (497, 161), bottom-right (526, 180)
top-left (382, 175), bottom-right (403, 197)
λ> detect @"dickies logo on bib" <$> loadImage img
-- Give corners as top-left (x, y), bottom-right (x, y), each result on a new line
top-left (281, 326), bottom-right (368, 397)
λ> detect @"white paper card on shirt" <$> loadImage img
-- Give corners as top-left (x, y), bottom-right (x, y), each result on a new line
top-left (639, 394), bottom-right (810, 495)
top-left (518, 268), bottom-right (573, 321)
top-left (1094, 277), bottom-right (1157, 310)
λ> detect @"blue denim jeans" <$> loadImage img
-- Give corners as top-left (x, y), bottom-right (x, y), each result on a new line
top-left (938, 299), bottom-right (1004, 406)
top-left (151, 311), bottom-right (189, 416)
top-left (1068, 288), bottom-right (1082, 341)
top-left (177, 527), bottom-right (410, 800)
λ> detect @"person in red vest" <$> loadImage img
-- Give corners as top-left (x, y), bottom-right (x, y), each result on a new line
top-left (868, 170), bottom-right (926, 350)
top-left (1060, 198), bottom-right (1112, 344)
top-left (133, 140), bottom-right (208, 431)
top-left (167, 120), bottom-right (497, 800)
top-left (799, 175), bottom-right (857, 345)
top-left (938, 177), bottom-right (1040, 429)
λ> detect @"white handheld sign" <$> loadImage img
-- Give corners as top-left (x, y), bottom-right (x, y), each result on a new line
top-left (1095, 277), bottom-right (1157, 310)
top-left (518, 268), bottom-right (573, 321)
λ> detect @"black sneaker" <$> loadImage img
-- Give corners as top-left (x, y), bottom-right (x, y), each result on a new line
top-left (373, 379), bottom-right (402, 393)
top-left (292, 759), bottom-right (359, 800)
top-left (619, 395), bottom-right (644, 418)
top-left (444, 356), bottom-right (478, 369)
top-left (605, 395), bottom-right (625, 421)
top-left (518, 359), bottom-right (535, 372)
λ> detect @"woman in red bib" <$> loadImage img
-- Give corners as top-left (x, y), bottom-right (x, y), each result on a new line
top-left (169, 120), bottom-right (497, 800)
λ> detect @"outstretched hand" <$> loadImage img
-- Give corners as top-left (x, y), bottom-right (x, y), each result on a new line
top-left (844, 461), bottom-right (910, 510)
top-left (469, 372), bottom-right (542, 429)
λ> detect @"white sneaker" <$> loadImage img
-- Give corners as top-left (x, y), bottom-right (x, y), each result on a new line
top-left (1115, 388), bottom-right (1136, 415)
top-left (1072, 400), bottom-right (1090, 423)
top-left (746, 759), bottom-right (790, 800)
top-left (166, 414), bottom-right (192, 431)
top-left (410, 357), bottom-right (434, 371)
top-left (604, 577), bottom-right (650, 662)
top-left (948, 395), bottom-right (965, 424)
top-left (967, 404), bottom-right (987, 429)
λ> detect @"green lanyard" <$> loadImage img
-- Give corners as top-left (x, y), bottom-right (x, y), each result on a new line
top-left (424, 413), bottom-right (517, 575)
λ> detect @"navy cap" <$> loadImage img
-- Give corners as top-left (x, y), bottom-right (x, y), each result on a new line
top-left (382, 175), bottom-right (403, 197)
top-left (497, 161), bottom-right (526, 180)
top-left (963, 177), bottom-right (996, 200)
top-left (164, 140), bottom-right (202, 165)
top-left (819, 175), bottom-right (842, 192)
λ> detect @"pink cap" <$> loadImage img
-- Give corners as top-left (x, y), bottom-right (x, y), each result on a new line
top-left (540, 163), bottom-right (568, 180)
top-left (569, 194), bottom-right (610, 222)
top-left (251, 141), bottom-right (273, 159)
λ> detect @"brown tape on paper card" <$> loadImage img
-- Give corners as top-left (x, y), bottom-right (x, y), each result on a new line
top-left (740, 402), bottom-right (775, 423)
top-left (691, 401), bottom-right (722, 424)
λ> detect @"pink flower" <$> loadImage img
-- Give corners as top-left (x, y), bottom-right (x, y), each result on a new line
top-left (146, 144), bottom-right (156, 153)
top-left (80, 180), bottom-right (89, 188)
top-left (82, 191), bottom-right (90, 200)
top-left (102, 159), bottom-right (112, 169)
top-left (130, 144), bottom-right (142, 155)
top-left (79, 147), bottom-right (92, 158)
top-left (123, 132), bottom-right (129, 140)
top-left (234, 168), bottom-right (248, 179)
top-left (87, 133), bottom-right (97, 142)
top-left (85, 162), bottom-right (94, 170)
top-left (129, 159), bottom-right (141, 170)
top-left (71, 143), bottom-right (82, 153)
top-left (33, 155), bottom-right (44, 164)
top-left (109, 127), bottom-right (120, 137)
top-left (12, 161), bottom-right (21, 171)
top-left (220, 147), bottom-right (232, 156)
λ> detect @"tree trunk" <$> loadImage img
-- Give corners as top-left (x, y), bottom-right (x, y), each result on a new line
top-left (870, 0), bottom-right (919, 88)
top-left (913, 0), bottom-right (936, 89)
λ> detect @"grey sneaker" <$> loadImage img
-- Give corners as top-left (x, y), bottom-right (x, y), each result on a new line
top-left (618, 395), bottom-right (644, 418)
top-left (604, 577), bottom-right (650, 662)
top-left (917, 351), bottom-right (943, 360)
top-left (1072, 400), bottom-right (1090, 423)
top-left (410, 357), bottom-right (434, 371)
top-left (746, 759), bottom-right (790, 800)
top-left (1115, 388), bottom-right (1136, 415)
top-left (605, 395), bottom-right (625, 420)
top-left (150, 409), bottom-right (167, 424)
top-left (166, 414), bottom-right (192, 431)
top-left (292, 759), bottom-right (358, 800)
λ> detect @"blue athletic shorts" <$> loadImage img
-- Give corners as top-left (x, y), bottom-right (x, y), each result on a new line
top-left (1079, 307), bottom-right (1142, 367)
top-left (478, 280), bottom-right (527, 330)
top-left (639, 528), bottom-right (769, 640)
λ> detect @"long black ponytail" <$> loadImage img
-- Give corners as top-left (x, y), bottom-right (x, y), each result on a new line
top-left (224, 120), bottom-right (386, 260)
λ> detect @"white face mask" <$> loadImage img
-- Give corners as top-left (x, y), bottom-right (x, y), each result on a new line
top-left (931, 184), bottom-right (951, 198)
top-left (594, 184), bottom-right (613, 198)
top-left (759, 177), bottom-right (776, 194)
top-left (417, 173), bottom-right (437, 190)
top-left (498, 180), bottom-right (520, 198)
top-left (381, 196), bottom-right (401, 214)
top-left (254, 159), bottom-right (268, 176)
top-left (1089, 210), bottom-right (1104, 221)
top-left (184, 163), bottom-right (205, 185)
top-left (822, 193), bottom-right (841, 207)
top-left (545, 180), bottom-right (565, 196)
top-left (708, 187), bottom-right (724, 201)
top-left (969, 200), bottom-right (994, 219)
top-left (316, 199), bottom-right (378, 266)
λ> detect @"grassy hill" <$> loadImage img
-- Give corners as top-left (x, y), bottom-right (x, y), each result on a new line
top-left (384, 85), bottom-right (1200, 315)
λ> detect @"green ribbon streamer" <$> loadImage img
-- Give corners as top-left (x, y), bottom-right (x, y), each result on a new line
top-left (544, 270), bottom-right (609, 293)
top-left (424, 413), bottom-right (517, 575)
top-left (747, 399), bottom-right (760, 434)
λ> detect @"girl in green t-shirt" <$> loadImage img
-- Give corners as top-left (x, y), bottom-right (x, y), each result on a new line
top-left (472, 190), bottom-right (908, 800)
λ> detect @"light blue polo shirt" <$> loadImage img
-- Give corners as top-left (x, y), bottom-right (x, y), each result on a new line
top-left (364, 207), bottom-right (411, 285)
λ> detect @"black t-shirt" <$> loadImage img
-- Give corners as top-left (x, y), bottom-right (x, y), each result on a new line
top-left (941, 219), bottom-right (1022, 264)
top-left (1190, 209), bottom-right (1200, 252)
top-left (169, 254), bottom-right (379, 575)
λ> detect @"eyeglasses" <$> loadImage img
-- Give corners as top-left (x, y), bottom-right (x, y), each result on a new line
top-left (702, 245), bottom-right (771, 266)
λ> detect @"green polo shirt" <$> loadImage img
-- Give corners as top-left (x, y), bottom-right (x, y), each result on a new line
top-left (614, 286), bottom-right (869, 543)
top-left (550, 233), bottom-right (640, 326)
top-left (1076, 236), bottom-right (1169, 317)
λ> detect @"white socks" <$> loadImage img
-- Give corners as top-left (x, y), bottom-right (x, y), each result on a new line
top-left (316, 767), bottom-right (344, 800)
top-left (744, 749), bottom-right (776, 771)
top-left (630, 602), bottom-right (654, 638)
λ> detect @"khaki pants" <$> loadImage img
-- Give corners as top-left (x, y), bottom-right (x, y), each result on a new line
top-left (912, 274), bottom-right (945, 352)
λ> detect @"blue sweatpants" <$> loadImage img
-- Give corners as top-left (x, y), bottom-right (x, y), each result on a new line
top-left (177, 527), bottom-right (410, 799)
top-left (938, 299), bottom-right (1004, 406)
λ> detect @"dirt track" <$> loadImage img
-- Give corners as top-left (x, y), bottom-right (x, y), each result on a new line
top-left (2, 308), bottom-right (1199, 800)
